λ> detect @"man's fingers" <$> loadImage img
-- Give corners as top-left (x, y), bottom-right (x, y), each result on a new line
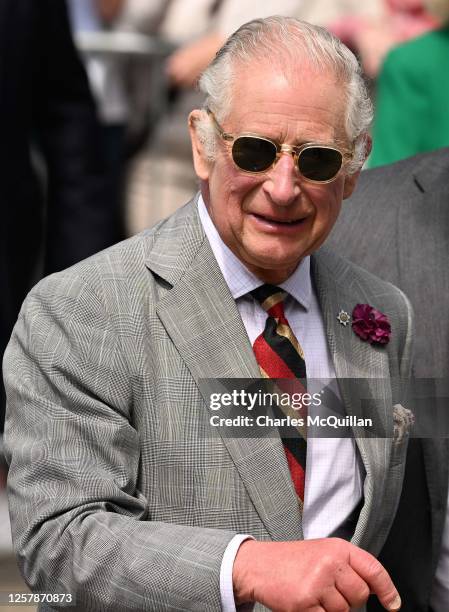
top-left (319, 585), bottom-right (351, 612)
top-left (335, 565), bottom-right (370, 609)
top-left (349, 547), bottom-right (401, 611)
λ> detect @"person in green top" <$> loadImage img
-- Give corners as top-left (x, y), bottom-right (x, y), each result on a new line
top-left (369, 1), bottom-right (449, 168)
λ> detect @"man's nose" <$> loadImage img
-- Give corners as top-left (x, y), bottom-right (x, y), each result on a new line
top-left (262, 152), bottom-right (301, 205)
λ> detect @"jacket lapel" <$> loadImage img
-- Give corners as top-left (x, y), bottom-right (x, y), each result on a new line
top-left (312, 250), bottom-right (403, 554)
top-left (145, 200), bottom-right (303, 541)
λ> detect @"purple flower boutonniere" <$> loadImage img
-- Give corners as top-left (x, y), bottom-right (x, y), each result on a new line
top-left (352, 303), bottom-right (391, 346)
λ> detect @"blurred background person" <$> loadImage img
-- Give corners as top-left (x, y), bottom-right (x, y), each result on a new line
top-left (67, 0), bottom-right (128, 235)
top-left (368, 0), bottom-right (449, 166)
top-left (300, 0), bottom-right (438, 78)
top-left (67, 0), bottom-right (165, 237)
top-left (328, 147), bottom-right (449, 610)
top-left (0, 0), bottom-right (117, 476)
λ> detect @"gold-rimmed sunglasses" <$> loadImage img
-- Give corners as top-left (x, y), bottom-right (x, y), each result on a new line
top-left (206, 108), bottom-right (352, 184)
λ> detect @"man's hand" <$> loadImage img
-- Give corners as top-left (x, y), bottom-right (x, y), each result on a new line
top-left (233, 538), bottom-right (401, 611)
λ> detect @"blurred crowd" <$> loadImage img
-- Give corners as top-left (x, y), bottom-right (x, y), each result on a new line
top-left (65, 0), bottom-right (449, 232)
top-left (1, 0), bottom-right (449, 549)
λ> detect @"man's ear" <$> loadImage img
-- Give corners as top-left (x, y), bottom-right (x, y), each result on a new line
top-left (343, 135), bottom-right (372, 199)
top-left (188, 110), bottom-right (211, 180)
top-left (342, 169), bottom-right (361, 199)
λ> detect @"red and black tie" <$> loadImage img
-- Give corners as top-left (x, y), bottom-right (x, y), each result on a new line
top-left (251, 284), bottom-right (307, 503)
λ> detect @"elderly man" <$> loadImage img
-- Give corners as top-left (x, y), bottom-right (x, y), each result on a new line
top-left (5, 17), bottom-right (429, 612)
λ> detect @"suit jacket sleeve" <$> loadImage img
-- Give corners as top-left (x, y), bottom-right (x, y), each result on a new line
top-left (3, 272), bottom-right (237, 611)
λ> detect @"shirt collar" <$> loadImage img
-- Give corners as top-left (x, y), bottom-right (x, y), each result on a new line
top-left (197, 194), bottom-right (312, 310)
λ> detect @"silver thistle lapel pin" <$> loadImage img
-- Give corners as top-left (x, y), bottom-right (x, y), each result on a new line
top-left (337, 310), bottom-right (351, 326)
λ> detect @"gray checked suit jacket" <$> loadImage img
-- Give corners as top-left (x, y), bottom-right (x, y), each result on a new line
top-left (4, 196), bottom-right (414, 611)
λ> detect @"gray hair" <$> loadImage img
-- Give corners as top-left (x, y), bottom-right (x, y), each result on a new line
top-left (196, 16), bottom-right (373, 173)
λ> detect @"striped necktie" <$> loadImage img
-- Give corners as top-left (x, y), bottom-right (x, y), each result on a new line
top-left (251, 284), bottom-right (307, 502)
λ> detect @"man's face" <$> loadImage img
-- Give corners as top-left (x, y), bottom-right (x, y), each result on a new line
top-left (190, 63), bottom-right (361, 283)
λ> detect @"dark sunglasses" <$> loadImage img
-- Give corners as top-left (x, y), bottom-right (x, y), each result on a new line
top-left (206, 108), bottom-right (352, 184)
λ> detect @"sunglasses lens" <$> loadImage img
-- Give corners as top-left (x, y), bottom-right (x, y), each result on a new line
top-left (232, 137), bottom-right (277, 172)
top-left (298, 147), bottom-right (343, 182)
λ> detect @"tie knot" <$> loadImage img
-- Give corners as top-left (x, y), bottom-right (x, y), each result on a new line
top-left (251, 284), bottom-right (287, 318)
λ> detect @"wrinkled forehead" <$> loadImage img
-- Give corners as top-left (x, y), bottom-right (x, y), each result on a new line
top-left (223, 59), bottom-right (349, 140)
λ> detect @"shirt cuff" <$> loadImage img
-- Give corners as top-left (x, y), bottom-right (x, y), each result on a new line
top-left (220, 534), bottom-right (255, 612)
